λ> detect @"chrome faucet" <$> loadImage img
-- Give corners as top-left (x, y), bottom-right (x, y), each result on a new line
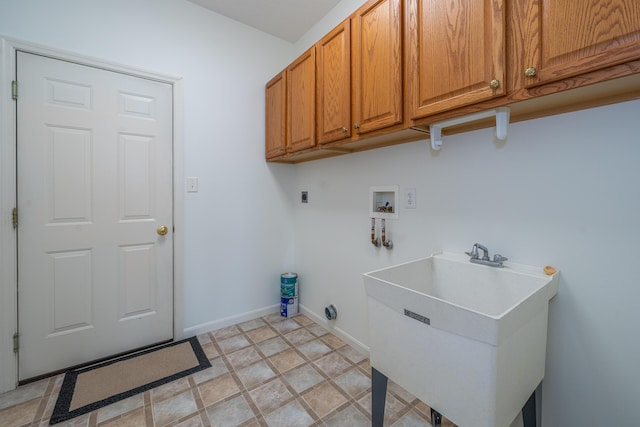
top-left (466, 243), bottom-right (508, 268)
top-left (473, 243), bottom-right (490, 260)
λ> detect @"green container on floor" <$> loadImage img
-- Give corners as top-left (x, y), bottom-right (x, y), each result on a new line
top-left (280, 272), bottom-right (298, 297)
top-left (280, 273), bottom-right (298, 317)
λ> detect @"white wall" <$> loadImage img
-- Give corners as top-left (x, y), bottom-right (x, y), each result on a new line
top-left (293, 100), bottom-right (640, 426)
top-left (294, 0), bottom-right (363, 54)
top-left (293, 6), bottom-right (640, 425)
top-left (0, 0), bottom-right (297, 371)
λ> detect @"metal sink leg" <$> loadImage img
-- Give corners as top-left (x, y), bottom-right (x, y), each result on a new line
top-left (430, 408), bottom-right (443, 427)
top-left (371, 367), bottom-right (388, 427)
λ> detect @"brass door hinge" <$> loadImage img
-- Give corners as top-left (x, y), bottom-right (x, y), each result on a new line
top-left (11, 80), bottom-right (17, 100)
top-left (12, 207), bottom-right (18, 229)
top-left (13, 333), bottom-right (19, 354)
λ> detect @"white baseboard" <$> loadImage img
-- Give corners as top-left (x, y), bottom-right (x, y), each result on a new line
top-left (180, 303), bottom-right (371, 361)
top-left (299, 305), bottom-right (370, 358)
top-left (182, 304), bottom-right (280, 337)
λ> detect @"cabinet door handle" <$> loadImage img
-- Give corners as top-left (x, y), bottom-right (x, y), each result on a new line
top-left (342, 127), bottom-right (348, 133)
top-left (489, 79), bottom-right (500, 90)
top-left (354, 123), bottom-right (360, 130)
top-left (525, 67), bottom-right (537, 78)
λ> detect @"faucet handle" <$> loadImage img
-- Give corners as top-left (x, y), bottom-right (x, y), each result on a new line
top-left (493, 254), bottom-right (508, 263)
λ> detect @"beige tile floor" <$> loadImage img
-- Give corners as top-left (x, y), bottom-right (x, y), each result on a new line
top-left (0, 312), bottom-right (456, 427)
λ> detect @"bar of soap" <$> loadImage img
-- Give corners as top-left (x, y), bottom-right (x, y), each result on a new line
top-left (543, 266), bottom-right (557, 275)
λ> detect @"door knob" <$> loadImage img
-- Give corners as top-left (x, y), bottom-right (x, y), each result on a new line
top-left (157, 225), bottom-right (169, 236)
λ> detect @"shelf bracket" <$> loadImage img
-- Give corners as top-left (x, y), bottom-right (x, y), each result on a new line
top-left (429, 107), bottom-right (511, 150)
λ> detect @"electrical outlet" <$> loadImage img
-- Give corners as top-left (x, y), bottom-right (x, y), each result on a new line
top-left (404, 187), bottom-right (416, 209)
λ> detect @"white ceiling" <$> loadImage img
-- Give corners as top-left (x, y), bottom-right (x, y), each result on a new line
top-left (187, 0), bottom-right (342, 43)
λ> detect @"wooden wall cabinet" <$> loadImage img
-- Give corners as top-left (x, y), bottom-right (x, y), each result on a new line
top-left (352, 0), bottom-right (404, 135)
top-left (405, 0), bottom-right (506, 120)
top-left (316, 0), bottom-right (404, 144)
top-left (265, 71), bottom-right (286, 159)
top-left (266, 0), bottom-right (640, 163)
top-left (287, 47), bottom-right (316, 153)
top-left (316, 21), bottom-right (352, 145)
top-left (522, 0), bottom-right (640, 88)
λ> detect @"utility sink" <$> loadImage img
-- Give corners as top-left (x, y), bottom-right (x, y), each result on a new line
top-left (363, 251), bottom-right (559, 427)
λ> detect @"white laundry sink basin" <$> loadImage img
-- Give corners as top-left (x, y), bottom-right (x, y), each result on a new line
top-left (363, 251), bottom-right (559, 427)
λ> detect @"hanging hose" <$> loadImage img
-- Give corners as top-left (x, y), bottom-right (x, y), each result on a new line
top-left (371, 218), bottom-right (380, 247)
top-left (382, 218), bottom-right (393, 249)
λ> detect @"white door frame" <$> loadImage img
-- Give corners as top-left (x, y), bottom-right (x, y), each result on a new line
top-left (0, 36), bottom-right (185, 393)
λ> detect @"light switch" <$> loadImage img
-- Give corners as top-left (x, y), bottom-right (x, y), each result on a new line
top-left (186, 177), bottom-right (198, 192)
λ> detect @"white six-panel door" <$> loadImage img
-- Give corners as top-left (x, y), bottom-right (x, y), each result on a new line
top-left (17, 52), bottom-right (174, 380)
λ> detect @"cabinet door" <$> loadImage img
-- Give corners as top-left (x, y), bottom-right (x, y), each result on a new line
top-left (317, 20), bottom-right (351, 145)
top-left (265, 71), bottom-right (286, 159)
top-left (406, 0), bottom-right (505, 119)
top-left (352, 0), bottom-right (403, 135)
top-left (287, 47), bottom-right (316, 153)
top-left (523, 0), bottom-right (640, 87)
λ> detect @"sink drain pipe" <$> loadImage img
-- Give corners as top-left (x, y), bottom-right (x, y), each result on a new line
top-left (325, 304), bottom-right (337, 320)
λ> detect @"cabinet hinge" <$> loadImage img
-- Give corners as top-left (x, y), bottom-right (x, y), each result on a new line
top-left (11, 80), bottom-right (17, 100)
top-left (12, 207), bottom-right (18, 229)
top-left (13, 333), bottom-right (19, 354)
